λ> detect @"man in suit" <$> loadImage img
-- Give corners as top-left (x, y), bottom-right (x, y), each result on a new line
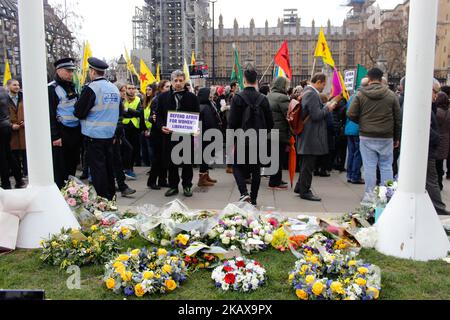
top-left (295, 73), bottom-right (337, 201)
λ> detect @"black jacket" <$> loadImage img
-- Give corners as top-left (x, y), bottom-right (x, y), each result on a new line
top-left (228, 87), bottom-right (274, 131)
top-left (155, 87), bottom-right (200, 165)
top-left (429, 110), bottom-right (440, 159)
top-left (0, 87), bottom-right (10, 128)
top-left (198, 88), bottom-right (222, 132)
top-left (48, 75), bottom-right (79, 141)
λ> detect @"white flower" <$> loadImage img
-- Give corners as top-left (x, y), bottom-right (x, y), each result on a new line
top-left (222, 237), bottom-right (231, 245)
top-left (264, 234), bottom-right (274, 243)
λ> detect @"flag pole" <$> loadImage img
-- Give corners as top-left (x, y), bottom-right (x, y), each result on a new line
top-left (310, 57), bottom-right (317, 80)
top-left (259, 58), bottom-right (274, 84)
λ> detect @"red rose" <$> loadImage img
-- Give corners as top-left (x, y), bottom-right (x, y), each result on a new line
top-left (254, 261), bottom-right (261, 266)
top-left (223, 266), bottom-right (234, 272)
top-left (224, 273), bottom-right (236, 285)
top-left (236, 260), bottom-right (246, 268)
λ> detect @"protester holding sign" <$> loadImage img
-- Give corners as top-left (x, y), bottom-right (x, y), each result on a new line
top-left (156, 70), bottom-right (200, 198)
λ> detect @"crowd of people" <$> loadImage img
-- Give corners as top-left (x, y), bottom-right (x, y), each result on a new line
top-left (0, 56), bottom-right (449, 216)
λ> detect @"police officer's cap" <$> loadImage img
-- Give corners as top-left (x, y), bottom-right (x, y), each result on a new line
top-left (54, 58), bottom-right (76, 70)
top-left (88, 57), bottom-right (109, 72)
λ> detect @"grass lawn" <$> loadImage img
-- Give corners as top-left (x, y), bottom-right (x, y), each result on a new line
top-left (0, 237), bottom-right (449, 300)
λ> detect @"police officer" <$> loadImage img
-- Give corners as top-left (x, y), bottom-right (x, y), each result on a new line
top-left (74, 57), bottom-right (120, 200)
top-left (48, 58), bottom-right (81, 189)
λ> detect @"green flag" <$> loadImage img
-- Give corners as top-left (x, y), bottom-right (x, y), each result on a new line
top-left (355, 64), bottom-right (368, 91)
top-left (231, 44), bottom-right (244, 90)
top-left (73, 71), bottom-right (82, 94)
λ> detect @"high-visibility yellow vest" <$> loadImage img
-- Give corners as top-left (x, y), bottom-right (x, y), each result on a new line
top-left (144, 106), bottom-right (152, 130)
top-left (123, 97), bottom-right (141, 129)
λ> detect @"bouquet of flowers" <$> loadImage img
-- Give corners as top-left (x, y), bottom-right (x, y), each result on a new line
top-left (40, 226), bottom-right (122, 269)
top-left (289, 251), bottom-right (381, 300)
top-left (374, 180), bottom-right (398, 207)
top-left (211, 257), bottom-right (266, 292)
top-left (61, 177), bottom-right (94, 209)
top-left (207, 212), bottom-right (275, 253)
top-left (103, 247), bottom-right (188, 298)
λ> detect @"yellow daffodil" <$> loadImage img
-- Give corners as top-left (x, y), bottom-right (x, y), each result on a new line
top-left (134, 283), bottom-right (145, 297)
top-left (296, 289), bottom-right (308, 300)
top-left (165, 279), bottom-right (177, 291)
top-left (113, 261), bottom-right (124, 269)
top-left (143, 271), bottom-right (154, 280)
top-left (330, 281), bottom-right (345, 295)
top-left (106, 278), bottom-right (115, 289)
top-left (288, 273), bottom-right (295, 281)
top-left (39, 240), bottom-right (45, 247)
top-left (98, 236), bottom-right (106, 242)
top-left (348, 260), bottom-right (357, 267)
top-left (121, 271), bottom-right (133, 282)
top-left (162, 264), bottom-right (172, 274)
top-left (355, 278), bottom-right (367, 286)
top-left (148, 263), bottom-right (156, 270)
top-left (118, 254), bottom-right (130, 262)
top-left (305, 275), bottom-right (315, 284)
top-left (131, 249), bottom-right (140, 256)
top-left (90, 225), bottom-right (98, 231)
top-left (157, 249), bottom-right (167, 256)
top-left (344, 278), bottom-right (351, 284)
top-left (121, 227), bottom-right (130, 235)
top-left (112, 234), bottom-right (117, 241)
top-left (300, 265), bottom-right (309, 275)
top-left (175, 234), bottom-right (189, 246)
top-left (72, 240), bottom-right (78, 246)
top-left (87, 236), bottom-right (93, 243)
top-left (367, 287), bottom-right (380, 299)
top-left (51, 241), bottom-right (59, 247)
top-left (155, 273), bottom-right (161, 279)
top-left (171, 257), bottom-right (179, 263)
top-left (357, 267), bottom-right (369, 275)
top-left (312, 282), bottom-right (324, 296)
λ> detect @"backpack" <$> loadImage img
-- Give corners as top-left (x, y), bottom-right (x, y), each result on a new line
top-left (287, 96), bottom-right (310, 136)
top-left (236, 92), bottom-right (267, 130)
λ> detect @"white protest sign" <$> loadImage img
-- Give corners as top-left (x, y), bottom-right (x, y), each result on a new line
top-left (167, 111), bottom-right (200, 135)
top-left (344, 70), bottom-right (356, 92)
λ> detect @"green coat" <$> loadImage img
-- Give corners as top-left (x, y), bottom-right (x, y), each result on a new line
top-left (267, 77), bottom-right (291, 144)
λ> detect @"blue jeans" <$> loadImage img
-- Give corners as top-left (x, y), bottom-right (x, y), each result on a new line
top-left (346, 136), bottom-right (362, 182)
top-left (360, 137), bottom-right (394, 194)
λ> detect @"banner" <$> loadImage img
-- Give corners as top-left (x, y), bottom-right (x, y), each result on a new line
top-left (167, 112), bottom-right (200, 135)
top-left (344, 70), bottom-right (356, 92)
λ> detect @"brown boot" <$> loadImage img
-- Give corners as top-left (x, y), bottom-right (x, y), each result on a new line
top-left (226, 166), bottom-right (233, 174)
top-left (198, 173), bottom-right (214, 187)
top-left (206, 171), bottom-right (217, 183)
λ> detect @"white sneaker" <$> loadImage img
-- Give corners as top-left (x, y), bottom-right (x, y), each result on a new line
top-left (360, 193), bottom-right (375, 207)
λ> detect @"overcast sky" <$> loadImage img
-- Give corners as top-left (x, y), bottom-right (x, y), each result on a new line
top-left (50, 0), bottom-right (404, 60)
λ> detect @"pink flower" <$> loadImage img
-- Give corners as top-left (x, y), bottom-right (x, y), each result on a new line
top-left (67, 198), bottom-right (77, 207)
top-left (68, 187), bottom-right (77, 195)
top-left (82, 194), bottom-right (89, 203)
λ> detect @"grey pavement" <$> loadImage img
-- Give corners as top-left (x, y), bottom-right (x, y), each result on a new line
top-left (117, 167), bottom-right (450, 218)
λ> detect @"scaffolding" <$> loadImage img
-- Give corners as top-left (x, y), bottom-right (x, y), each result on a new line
top-left (132, 0), bottom-right (209, 77)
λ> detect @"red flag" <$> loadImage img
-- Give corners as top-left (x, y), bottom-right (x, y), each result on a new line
top-left (274, 41), bottom-right (292, 80)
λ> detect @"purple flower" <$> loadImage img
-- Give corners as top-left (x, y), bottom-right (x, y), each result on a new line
top-left (124, 286), bottom-right (134, 296)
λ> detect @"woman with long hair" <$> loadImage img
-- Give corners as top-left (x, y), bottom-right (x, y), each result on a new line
top-left (141, 84), bottom-right (157, 168)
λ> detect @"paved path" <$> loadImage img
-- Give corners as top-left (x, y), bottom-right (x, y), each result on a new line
top-left (118, 167), bottom-right (450, 217)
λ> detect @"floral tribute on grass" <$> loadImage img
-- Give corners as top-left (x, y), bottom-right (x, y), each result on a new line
top-left (289, 250), bottom-right (381, 300)
top-left (211, 257), bottom-right (266, 292)
top-left (207, 212), bottom-right (275, 254)
top-left (103, 247), bottom-right (188, 298)
top-left (40, 226), bottom-right (122, 269)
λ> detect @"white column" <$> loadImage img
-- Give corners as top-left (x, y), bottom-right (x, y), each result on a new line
top-left (375, 0), bottom-right (449, 261)
top-left (18, 0), bottom-right (54, 187)
top-left (10, 0), bottom-right (79, 249)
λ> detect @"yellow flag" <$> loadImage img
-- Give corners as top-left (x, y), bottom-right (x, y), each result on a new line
top-left (140, 59), bottom-right (157, 94)
top-left (191, 51), bottom-right (196, 66)
top-left (314, 28), bottom-right (335, 69)
top-left (3, 59), bottom-right (11, 87)
top-left (156, 63), bottom-right (161, 83)
top-left (80, 41), bottom-right (92, 86)
top-left (125, 48), bottom-right (139, 77)
top-left (338, 70), bottom-right (350, 101)
top-left (183, 59), bottom-right (190, 83)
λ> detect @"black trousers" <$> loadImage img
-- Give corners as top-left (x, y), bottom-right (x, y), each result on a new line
top-left (233, 164), bottom-right (261, 201)
top-left (393, 147), bottom-right (400, 177)
top-left (0, 126), bottom-right (22, 189)
top-left (52, 126), bottom-right (82, 189)
top-left (168, 163), bottom-right (194, 189)
top-left (112, 137), bottom-right (128, 192)
top-left (297, 155), bottom-right (317, 196)
top-left (86, 137), bottom-right (115, 200)
top-left (148, 135), bottom-right (168, 186)
top-left (436, 159), bottom-right (445, 190)
top-left (333, 135), bottom-right (347, 170)
top-left (426, 158), bottom-right (447, 215)
top-left (12, 149), bottom-right (27, 176)
top-left (124, 124), bottom-right (141, 169)
top-left (269, 142), bottom-right (287, 187)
